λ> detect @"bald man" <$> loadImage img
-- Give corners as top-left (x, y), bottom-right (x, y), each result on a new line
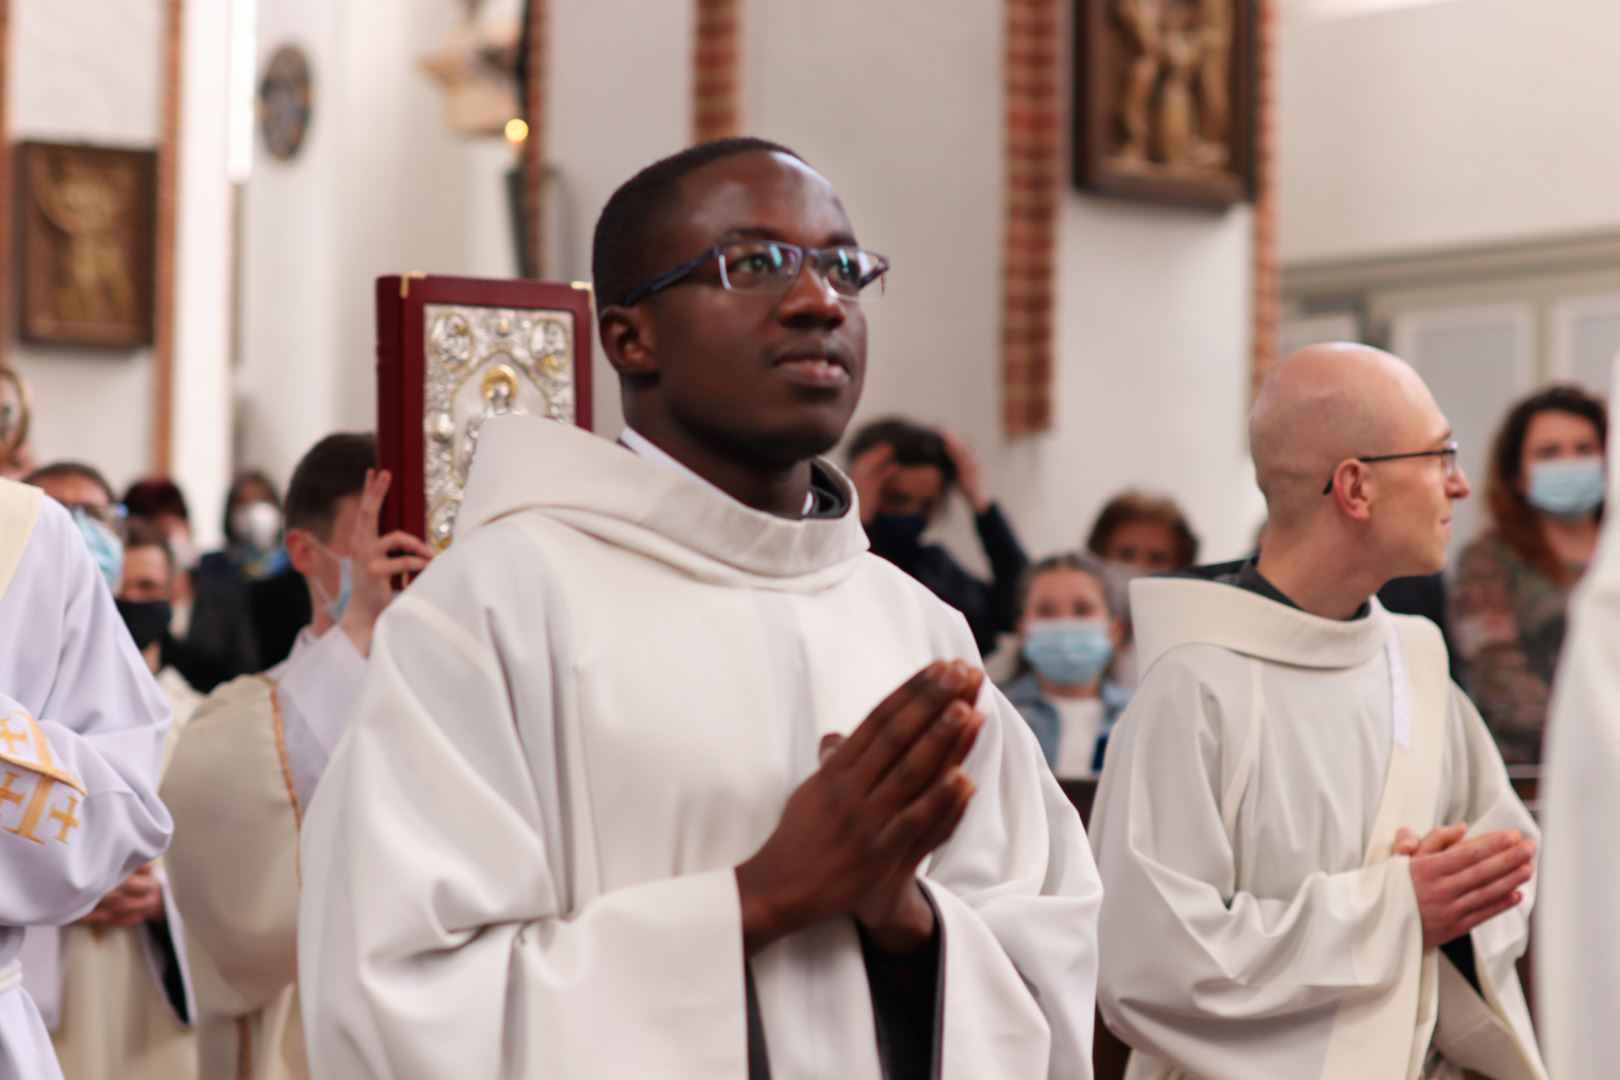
top-left (1090, 344), bottom-right (1546, 1080)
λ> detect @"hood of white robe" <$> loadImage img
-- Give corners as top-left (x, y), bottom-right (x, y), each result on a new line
top-left (455, 415), bottom-right (870, 592)
top-left (1597, 355), bottom-right (1620, 579)
top-left (1129, 569), bottom-right (1395, 676)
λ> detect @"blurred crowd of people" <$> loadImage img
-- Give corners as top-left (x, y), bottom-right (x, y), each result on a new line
top-left (6, 378), bottom-right (1606, 797)
top-left (18, 461), bottom-right (310, 700)
top-left (845, 383), bottom-right (1607, 781)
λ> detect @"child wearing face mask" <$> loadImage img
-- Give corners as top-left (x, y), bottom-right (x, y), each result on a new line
top-left (1452, 384), bottom-right (1608, 765)
top-left (999, 553), bottom-right (1130, 779)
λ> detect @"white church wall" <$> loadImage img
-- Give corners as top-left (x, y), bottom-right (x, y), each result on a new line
top-left (740, 0), bottom-right (1264, 564)
top-left (237, 0), bottom-right (522, 489)
top-left (1035, 197), bottom-right (1263, 564)
top-left (172, 0), bottom-right (235, 546)
top-left (1279, 0), bottom-right (1620, 264)
top-left (235, 0), bottom-right (345, 487)
top-left (544, 0), bottom-right (696, 434)
top-left (8, 0), bottom-right (1264, 566)
top-left (6, 0), bottom-right (162, 492)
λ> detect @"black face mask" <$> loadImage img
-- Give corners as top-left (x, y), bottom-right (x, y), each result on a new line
top-left (115, 599), bottom-right (172, 652)
top-left (867, 512), bottom-right (930, 560)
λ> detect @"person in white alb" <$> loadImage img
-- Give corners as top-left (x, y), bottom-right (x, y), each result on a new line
top-left (297, 137), bottom-right (1102, 1080)
top-left (19, 517), bottom-right (199, 1079)
top-left (160, 434), bottom-right (432, 1080)
top-left (0, 477), bottom-right (174, 1080)
top-left (1535, 354), bottom-right (1619, 1078)
top-left (1091, 343), bottom-right (1547, 1080)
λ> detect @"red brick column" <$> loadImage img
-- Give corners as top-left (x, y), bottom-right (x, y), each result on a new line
top-left (693, 0), bottom-right (741, 143)
top-left (1250, 0), bottom-right (1280, 397)
top-left (152, 0), bottom-right (184, 472)
top-left (1003, 0), bottom-right (1061, 436)
top-left (522, 0), bottom-right (548, 278)
top-left (0, 0), bottom-right (12, 374)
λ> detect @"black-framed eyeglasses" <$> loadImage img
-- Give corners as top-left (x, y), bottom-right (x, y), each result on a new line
top-left (621, 240), bottom-right (891, 307)
top-left (1322, 439), bottom-right (1461, 495)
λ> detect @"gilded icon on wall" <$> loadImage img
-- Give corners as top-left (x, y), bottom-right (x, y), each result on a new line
top-left (1075, 0), bottom-right (1253, 206)
top-left (16, 142), bottom-right (157, 347)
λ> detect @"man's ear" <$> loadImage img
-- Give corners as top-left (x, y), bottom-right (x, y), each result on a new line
top-left (1330, 461), bottom-right (1375, 523)
top-left (284, 528), bottom-right (316, 578)
top-left (1109, 617), bottom-right (1126, 650)
top-left (599, 306), bottom-right (659, 379)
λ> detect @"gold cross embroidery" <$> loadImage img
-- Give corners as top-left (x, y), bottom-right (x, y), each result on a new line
top-left (0, 716), bottom-right (28, 756)
top-left (0, 771), bottom-right (23, 812)
top-left (49, 795), bottom-right (81, 845)
top-left (4, 775), bottom-right (53, 845)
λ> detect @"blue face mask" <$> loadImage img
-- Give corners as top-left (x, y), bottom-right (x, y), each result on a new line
top-left (1526, 457), bottom-right (1606, 518)
top-left (307, 536), bottom-right (353, 623)
top-left (1022, 618), bottom-right (1114, 687)
top-left (72, 507), bottom-right (124, 591)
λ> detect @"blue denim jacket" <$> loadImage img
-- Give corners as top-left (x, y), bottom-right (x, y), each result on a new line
top-left (1001, 671), bottom-right (1131, 774)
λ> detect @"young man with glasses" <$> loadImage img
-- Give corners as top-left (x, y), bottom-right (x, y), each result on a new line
top-left (297, 138), bottom-right (1102, 1080)
top-left (1090, 343), bottom-right (1546, 1080)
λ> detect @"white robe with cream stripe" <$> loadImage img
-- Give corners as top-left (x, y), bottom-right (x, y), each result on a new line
top-left (1535, 355), bottom-right (1620, 1078)
top-left (1091, 574), bottom-right (1544, 1080)
top-left (161, 624), bottom-right (368, 1080)
top-left (0, 479), bottom-right (174, 1080)
top-left (296, 415), bottom-right (1103, 1079)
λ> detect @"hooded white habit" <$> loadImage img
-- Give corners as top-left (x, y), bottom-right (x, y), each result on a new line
top-left (296, 416), bottom-right (1103, 1080)
top-left (1091, 570), bottom-right (1545, 1080)
top-left (1535, 356), bottom-right (1620, 1077)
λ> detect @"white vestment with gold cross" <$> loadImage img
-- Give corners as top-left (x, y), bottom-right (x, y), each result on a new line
top-left (0, 479), bottom-right (174, 1080)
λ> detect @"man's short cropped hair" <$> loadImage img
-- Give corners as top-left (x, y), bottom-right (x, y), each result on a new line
top-left (124, 517), bottom-right (176, 571)
top-left (25, 461), bottom-right (116, 505)
top-left (591, 136), bottom-right (804, 310)
top-left (123, 477), bottom-right (190, 523)
top-left (844, 417), bottom-right (958, 488)
top-left (283, 434), bottom-right (375, 541)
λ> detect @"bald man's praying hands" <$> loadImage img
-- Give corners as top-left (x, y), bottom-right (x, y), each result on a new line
top-left (1089, 345), bottom-right (1547, 1080)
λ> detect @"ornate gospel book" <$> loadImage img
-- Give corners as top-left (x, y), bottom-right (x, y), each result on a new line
top-left (375, 274), bottom-right (593, 549)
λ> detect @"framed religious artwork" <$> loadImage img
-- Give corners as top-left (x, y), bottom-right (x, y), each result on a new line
top-left (1074, 0), bottom-right (1256, 207)
top-left (14, 141), bottom-right (157, 346)
top-left (375, 274), bottom-right (593, 551)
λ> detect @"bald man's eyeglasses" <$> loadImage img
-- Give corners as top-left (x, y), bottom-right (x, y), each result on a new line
top-left (621, 241), bottom-right (891, 307)
top-left (1322, 440), bottom-right (1461, 495)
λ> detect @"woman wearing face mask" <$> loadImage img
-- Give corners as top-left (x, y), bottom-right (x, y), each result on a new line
top-left (207, 470), bottom-right (289, 581)
top-left (160, 471), bottom-right (290, 692)
top-left (1452, 383), bottom-right (1607, 764)
top-left (1084, 491), bottom-right (1200, 691)
top-left (999, 553), bottom-right (1129, 780)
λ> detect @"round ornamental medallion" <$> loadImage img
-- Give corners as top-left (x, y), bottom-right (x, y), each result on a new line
top-left (259, 46), bottom-right (313, 161)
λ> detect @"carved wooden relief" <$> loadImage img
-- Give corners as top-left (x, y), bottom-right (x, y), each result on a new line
top-left (1075, 0), bottom-right (1255, 206)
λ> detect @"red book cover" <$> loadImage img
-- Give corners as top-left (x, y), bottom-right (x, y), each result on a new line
top-left (375, 274), bottom-right (594, 547)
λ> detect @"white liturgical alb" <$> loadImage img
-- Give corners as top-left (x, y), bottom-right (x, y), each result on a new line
top-left (297, 416), bottom-right (1104, 1080)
